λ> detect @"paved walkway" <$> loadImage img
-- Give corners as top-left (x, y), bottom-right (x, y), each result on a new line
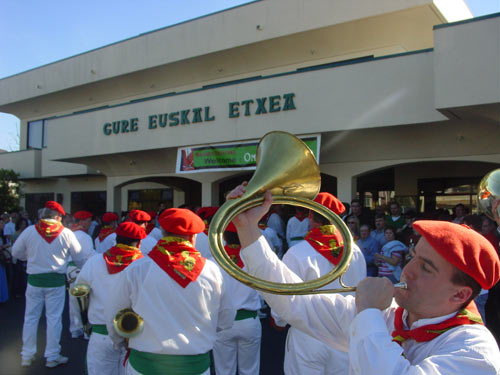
top-left (0, 294), bottom-right (287, 374)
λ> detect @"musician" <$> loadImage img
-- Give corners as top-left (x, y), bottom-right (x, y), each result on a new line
top-left (95, 212), bottom-right (119, 253)
top-left (68, 210), bottom-right (95, 339)
top-left (195, 206), bottom-right (219, 260)
top-left (213, 222), bottom-right (262, 375)
top-left (127, 210), bottom-right (156, 255)
top-left (76, 222), bottom-right (146, 375)
top-left (272, 192), bottom-right (366, 375)
top-left (230, 185), bottom-right (500, 375)
top-left (106, 208), bottom-right (235, 375)
top-left (12, 201), bottom-right (92, 368)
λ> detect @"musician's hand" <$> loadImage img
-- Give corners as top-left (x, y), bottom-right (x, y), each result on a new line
top-left (355, 277), bottom-right (394, 313)
top-left (228, 183), bottom-right (273, 248)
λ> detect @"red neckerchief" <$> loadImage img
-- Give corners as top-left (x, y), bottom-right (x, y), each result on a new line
top-left (391, 301), bottom-right (483, 345)
top-left (258, 223), bottom-right (267, 230)
top-left (148, 236), bottom-right (206, 288)
top-left (145, 223), bottom-right (155, 235)
top-left (103, 244), bottom-right (143, 274)
top-left (224, 244), bottom-right (244, 269)
top-left (35, 219), bottom-right (64, 244)
top-left (295, 211), bottom-right (307, 221)
top-left (305, 225), bottom-right (344, 265)
top-left (98, 225), bottom-right (115, 242)
top-left (70, 223), bottom-right (86, 233)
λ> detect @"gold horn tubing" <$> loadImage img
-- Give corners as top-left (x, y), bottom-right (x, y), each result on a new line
top-left (478, 168), bottom-right (500, 220)
top-left (113, 308), bottom-right (144, 338)
top-left (209, 195), bottom-right (354, 295)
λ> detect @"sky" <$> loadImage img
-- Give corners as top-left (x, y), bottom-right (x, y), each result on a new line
top-left (0, 0), bottom-right (499, 152)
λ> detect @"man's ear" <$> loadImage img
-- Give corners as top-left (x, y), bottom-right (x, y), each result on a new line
top-left (450, 285), bottom-right (473, 306)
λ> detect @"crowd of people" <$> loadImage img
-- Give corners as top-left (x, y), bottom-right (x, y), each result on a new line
top-left (0, 193), bottom-right (499, 374)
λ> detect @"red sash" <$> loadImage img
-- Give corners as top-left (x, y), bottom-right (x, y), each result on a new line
top-left (295, 211), bottom-right (307, 221)
top-left (224, 244), bottom-right (244, 269)
top-left (305, 225), bottom-right (344, 265)
top-left (35, 219), bottom-right (64, 244)
top-left (98, 226), bottom-right (115, 242)
top-left (148, 236), bottom-right (206, 288)
top-left (103, 244), bottom-right (143, 274)
top-left (391, 302), bottom-right (483, 345)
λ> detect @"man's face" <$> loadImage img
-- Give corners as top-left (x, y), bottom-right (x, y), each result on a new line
top-left (351, 202), bottom-right (361, 216)
top-left (455, 206), bottom-right (465, 218)
top-left (81, 218), bottom-right (92, 231)
top-left (482, 219), bottom-right (493, 235)
top-left (390, 204), bottom-right (400, 216)
top-left (359, 226), bottom-right (370, 239)
top-left (395, 238), bottom-right (463, 321)
top-left (375, 218), bottom-right (385, 230)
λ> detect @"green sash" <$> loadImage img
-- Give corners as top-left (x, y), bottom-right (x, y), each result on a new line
top-left (92, 324), bottom-right (108, 335)
top-left (68, 261), bottom-right (77, 267)
top-left (129, 349), bottom-right (210, 375)
top-left (28, 273), bottom-right (66, 287)
top-left (235, 309), bottom-right (258, 321)
top-left (290, 236), bottom-right (304, 242)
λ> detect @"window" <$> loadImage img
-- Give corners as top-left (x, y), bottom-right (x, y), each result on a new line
top-left (27, 120), bottom-right (47, 148)
top-left (71, 191), bottom-right (107, 217)
top-left (25, 193), bottom-right (55, 220)
top-left (128, 188), bottom-right (173, 212)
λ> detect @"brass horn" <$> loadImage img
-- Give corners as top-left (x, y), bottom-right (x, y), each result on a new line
top-left (478, 168), bottom-right (500, 220)
top-left (209, 131), bottom-right (351, 295)
top-left (113, 308), bottom-right (144, 338)
top-left (69, 283), bottom-right (91, 336)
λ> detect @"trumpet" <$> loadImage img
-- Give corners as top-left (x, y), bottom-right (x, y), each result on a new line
top-left (208, 131), bottom-right (406, 295)
top-left (113, 308), bottom-right (144, 338)
top-left (69, 283), bottom-right (91, 336)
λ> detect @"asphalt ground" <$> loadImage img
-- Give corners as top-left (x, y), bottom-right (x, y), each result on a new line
top-left (0, 294), bottom-right (287, 375)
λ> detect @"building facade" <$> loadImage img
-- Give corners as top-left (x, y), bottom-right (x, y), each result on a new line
top-left (1, 0), bottom-right (499, 218)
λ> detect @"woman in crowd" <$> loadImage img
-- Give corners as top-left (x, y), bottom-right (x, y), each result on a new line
top-left (374, 226), bottom-right (407, 283)
top-left (345, 215), bottom-right (360, 241)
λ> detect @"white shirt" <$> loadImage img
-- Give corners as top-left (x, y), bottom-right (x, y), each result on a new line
top-left (286, 216), bottom-right (310, 247)
top-left (241, 236), bottom-right (500, 375)
top-left (105, 256), bottom-right (235, 355)
top-left (12, 222), bottom-right (91, 273)
top-left (149, 227), bottom-right (162, 241)
top-left (139, 235), bottom-right (158, 256)
top-left (260, 227), bottom-right (282, 256)
top-left (267, 213), bottom-right (285, 240)
top-left (74, 230), bottom-right (95, 254)
top-left (195, 231), bottom-right (214, 260)
top-left (76, 253), bottom-right (123, 325)
top-left (95, 232), bottom-right (116, 254)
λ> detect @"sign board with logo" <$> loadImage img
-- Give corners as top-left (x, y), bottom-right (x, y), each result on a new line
top-left (177, 135), bottom-right (320, 173)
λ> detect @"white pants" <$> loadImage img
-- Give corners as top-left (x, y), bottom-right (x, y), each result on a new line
top-left (67, 264), bottom-right (83, 335)
top-left (213, 317), bottom-right (262, 375)
top-left (284, 327), bottom-right (349, 375)
top-left (126, 362), bottom-right (210, 375)
top-left (21, 284), bottom-right (66, 361)
top-left (87, 332), bottom-right (125, 375)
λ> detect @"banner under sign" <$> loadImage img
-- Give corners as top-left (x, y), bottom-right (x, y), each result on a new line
top-left (177, 135), bottom-right (320, 173)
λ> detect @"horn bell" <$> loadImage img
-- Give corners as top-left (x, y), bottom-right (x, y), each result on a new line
top-left (113, 308), bottom-right (144, 338)
top-left (208, 131), bottom-right (353, 295)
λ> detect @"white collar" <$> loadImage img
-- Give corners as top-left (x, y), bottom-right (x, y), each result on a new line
top-left (401, 309), bottom-right (459, 330)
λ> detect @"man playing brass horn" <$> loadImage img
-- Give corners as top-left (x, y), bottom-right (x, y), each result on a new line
top-left (76, 222), bottom-right (146, 374)
top-left (229, 184), bottom-right (500, 375)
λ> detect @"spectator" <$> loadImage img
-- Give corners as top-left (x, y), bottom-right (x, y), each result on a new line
top-left (346, 199), bottom-right (372, 226)
top-left (370, 214), bottom-right (387, 248)
top-left (374, 227), bottom-right (407, 283)
top-left (345, 215), bottom-right (360, 241)
top-left (356, 224), bottom-right (380, 276)
top-left (385, 201), bottom-right (405, 231)
top-left (0, 218), bottom-right (9, 303)
top-left (452, 203), bottom-right (467, 224)
top-left (11, 217), bottom-right (29, 298)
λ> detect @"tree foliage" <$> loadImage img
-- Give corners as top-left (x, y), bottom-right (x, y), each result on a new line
top-left (0, 168), bottom-right (21, 213)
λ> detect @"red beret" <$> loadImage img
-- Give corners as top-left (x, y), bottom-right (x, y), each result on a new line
top-left (73, 210), bottom-right (93, 220)
top-left (102, 212), bottom-right (119, 223)
top-left (412, 220), bottom-right (500, 290)
top-left (129, 209), bottom-right (151, 223)
top-left (147, 211), bottom-right (157, 219)
top-left (314, 193), bottom-right (345, 215)
top-left (158, 208), bottom-right (205, 235)
top-left (115, 222), bottom-right (146, 240)
top-left (45, 201), bottom-right (65, 216)
top-left (196, 206), bottom-right (219, 220)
